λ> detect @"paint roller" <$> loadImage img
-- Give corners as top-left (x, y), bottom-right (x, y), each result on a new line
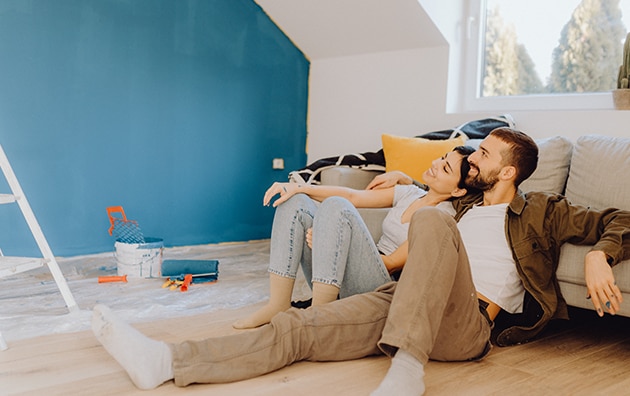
top-left (161, 259), bottom-right (220, 283)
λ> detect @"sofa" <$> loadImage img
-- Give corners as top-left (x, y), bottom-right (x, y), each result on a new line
top-left (319, 134), bottom-right (630, 317)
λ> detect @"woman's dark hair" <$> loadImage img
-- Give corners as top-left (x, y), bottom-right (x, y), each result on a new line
top-left (452, 145), bottom-right (476, 189)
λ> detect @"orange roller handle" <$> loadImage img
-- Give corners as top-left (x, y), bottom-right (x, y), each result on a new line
top-left (106, 206), bottom-right (127, 236)
top-left (98, 275), bottom-right (128, 283)
top-left (180, 274), bottom-right (193, 292)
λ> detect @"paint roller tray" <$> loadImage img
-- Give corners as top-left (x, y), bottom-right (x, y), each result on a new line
top-left (161, 259), bottom-right (219, 283)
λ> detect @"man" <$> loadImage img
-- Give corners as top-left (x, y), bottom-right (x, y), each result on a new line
top-left (92, 128), bottom-right (629, 395)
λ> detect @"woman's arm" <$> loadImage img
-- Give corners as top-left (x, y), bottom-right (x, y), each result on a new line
top-left (381, 241), bottom-right (408, 274)
top-left (264, 182), bottom-right (395, 208)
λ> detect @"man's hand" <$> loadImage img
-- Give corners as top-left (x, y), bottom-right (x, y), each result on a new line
top-left (585, 250), bottom-right (623, 316)
top-left (366, 171), bottom-right (413, 190)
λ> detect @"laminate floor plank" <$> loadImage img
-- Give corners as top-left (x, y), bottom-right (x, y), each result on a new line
top-left (2, 241), bottom-right (630, 395)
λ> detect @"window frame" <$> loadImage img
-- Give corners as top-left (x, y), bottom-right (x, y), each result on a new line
top-left (460, 0), bottom-right (615, 112)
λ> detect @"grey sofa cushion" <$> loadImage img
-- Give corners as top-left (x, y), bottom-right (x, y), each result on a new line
top-left (320, 167), bottom-right (383, 190)
top-left (357, 208), bottom-right (389, 243)
top-left (520, 136), bottom-right (573, 194)
top-left (564, 134), bottom-right (630, 210)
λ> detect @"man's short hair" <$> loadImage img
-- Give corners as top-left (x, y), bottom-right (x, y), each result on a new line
top-left (489, 127), bottom-right (539, 187)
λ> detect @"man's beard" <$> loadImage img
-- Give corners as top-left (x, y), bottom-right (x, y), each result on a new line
top-left (466, 165), bottom-right (500, 191)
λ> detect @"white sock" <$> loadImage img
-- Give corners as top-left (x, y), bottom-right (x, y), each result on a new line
top-left (371, 349), bottom-right (425, 396)
top-left (91, 304), bottom-right (174, 390)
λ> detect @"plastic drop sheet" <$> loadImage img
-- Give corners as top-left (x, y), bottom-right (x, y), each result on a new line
top-left (0, 240), bottom-right (310, 343)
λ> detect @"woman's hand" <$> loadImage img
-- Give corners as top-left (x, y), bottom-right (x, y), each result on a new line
top-left (306, 228), bottom-right (313, 249)
top-left (380, 241), bottom-right (408, 274)
top-left (263, 182), bottom-right (302, 207)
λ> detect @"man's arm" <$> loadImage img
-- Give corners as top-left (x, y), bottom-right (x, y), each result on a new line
top-left (551, 197), bottom-right (630, 316)
top-left (367, 171), bottom-right (424, 190)
top-left (541, 193), bottom-right (630, 316)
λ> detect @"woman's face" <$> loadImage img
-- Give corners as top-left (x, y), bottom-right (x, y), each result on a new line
top-left (422, 151), bottom-right (465, 196)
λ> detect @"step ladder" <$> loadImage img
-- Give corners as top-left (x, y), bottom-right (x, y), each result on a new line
top-left (0, 144), bottom-right (78, 350)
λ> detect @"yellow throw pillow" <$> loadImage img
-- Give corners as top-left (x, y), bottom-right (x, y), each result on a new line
top-left (381, 133), bottom-right (467, 184)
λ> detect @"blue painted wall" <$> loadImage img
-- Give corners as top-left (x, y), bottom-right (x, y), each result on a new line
top-left (0, 0), bottom-right (309, 256)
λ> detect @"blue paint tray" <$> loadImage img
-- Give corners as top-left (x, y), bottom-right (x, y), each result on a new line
top-left (161, 259), bottom-right (219, 283)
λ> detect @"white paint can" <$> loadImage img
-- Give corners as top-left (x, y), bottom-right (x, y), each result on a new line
top-left (114, 237), bottom-right (163, 278)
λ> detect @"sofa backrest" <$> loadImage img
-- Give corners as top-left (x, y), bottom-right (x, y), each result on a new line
top-left (519, 136), bottom-right (573, 195)
top-left (564, 134), bottom-right (630, 211)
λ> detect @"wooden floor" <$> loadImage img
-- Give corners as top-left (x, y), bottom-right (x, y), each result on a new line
top-left (2, 239), bottom-right (630, 395)
top-left (3, 300), bottom-right (630, 396)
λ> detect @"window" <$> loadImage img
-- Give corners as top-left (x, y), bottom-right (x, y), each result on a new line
top-left (461, 0), bottom-right (630, 112)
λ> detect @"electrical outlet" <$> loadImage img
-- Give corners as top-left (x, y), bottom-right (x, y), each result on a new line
top-left (272, 158), bottom-right (284, 170)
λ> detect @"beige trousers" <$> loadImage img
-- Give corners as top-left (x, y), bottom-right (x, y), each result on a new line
top-left (171, 207), bottom-right (492, 386)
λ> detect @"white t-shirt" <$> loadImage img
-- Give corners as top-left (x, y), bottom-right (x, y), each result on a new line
top-left (457, 203), bottom-right (525, 313)
top-left (376, 185), bottom-right (427, 255)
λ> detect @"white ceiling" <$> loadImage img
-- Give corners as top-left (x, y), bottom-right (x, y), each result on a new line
top-left (255, 0), bottom-right (446, 60)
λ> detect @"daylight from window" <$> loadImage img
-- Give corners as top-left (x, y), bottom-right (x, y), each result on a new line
top-left (482, 0), bottom-right (630, 97)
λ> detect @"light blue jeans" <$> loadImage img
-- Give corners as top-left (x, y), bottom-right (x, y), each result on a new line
top-left (269, 194), bottom-right (392, 298)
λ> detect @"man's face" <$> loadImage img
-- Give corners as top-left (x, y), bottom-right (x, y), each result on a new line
top-left (466, 136), bottom-right (506, 191)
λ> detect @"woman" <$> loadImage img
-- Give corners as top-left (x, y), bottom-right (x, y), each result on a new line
top-left (233, 146), bottom-right (475, 329)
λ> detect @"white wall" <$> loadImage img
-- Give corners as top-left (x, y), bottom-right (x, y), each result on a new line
top-left (417, 0), bottom-right (467, 112)
top-left (255, 0), bottom-right (445, 59)
top-left (307, 47), bottom-right (462, 160)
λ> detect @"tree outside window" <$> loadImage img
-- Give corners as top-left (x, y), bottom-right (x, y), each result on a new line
top-left (482, 0), bottom-right (627, 97)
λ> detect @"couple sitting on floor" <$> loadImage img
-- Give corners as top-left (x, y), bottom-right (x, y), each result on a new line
top-left (92, 127), bottom-right (630, 396)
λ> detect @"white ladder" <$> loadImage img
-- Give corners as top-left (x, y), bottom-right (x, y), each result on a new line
top-left (0, 144), bottom-right (78, 350)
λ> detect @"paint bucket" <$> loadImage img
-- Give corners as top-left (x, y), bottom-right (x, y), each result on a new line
top-left (114, 237), bottom-right (163, 279)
